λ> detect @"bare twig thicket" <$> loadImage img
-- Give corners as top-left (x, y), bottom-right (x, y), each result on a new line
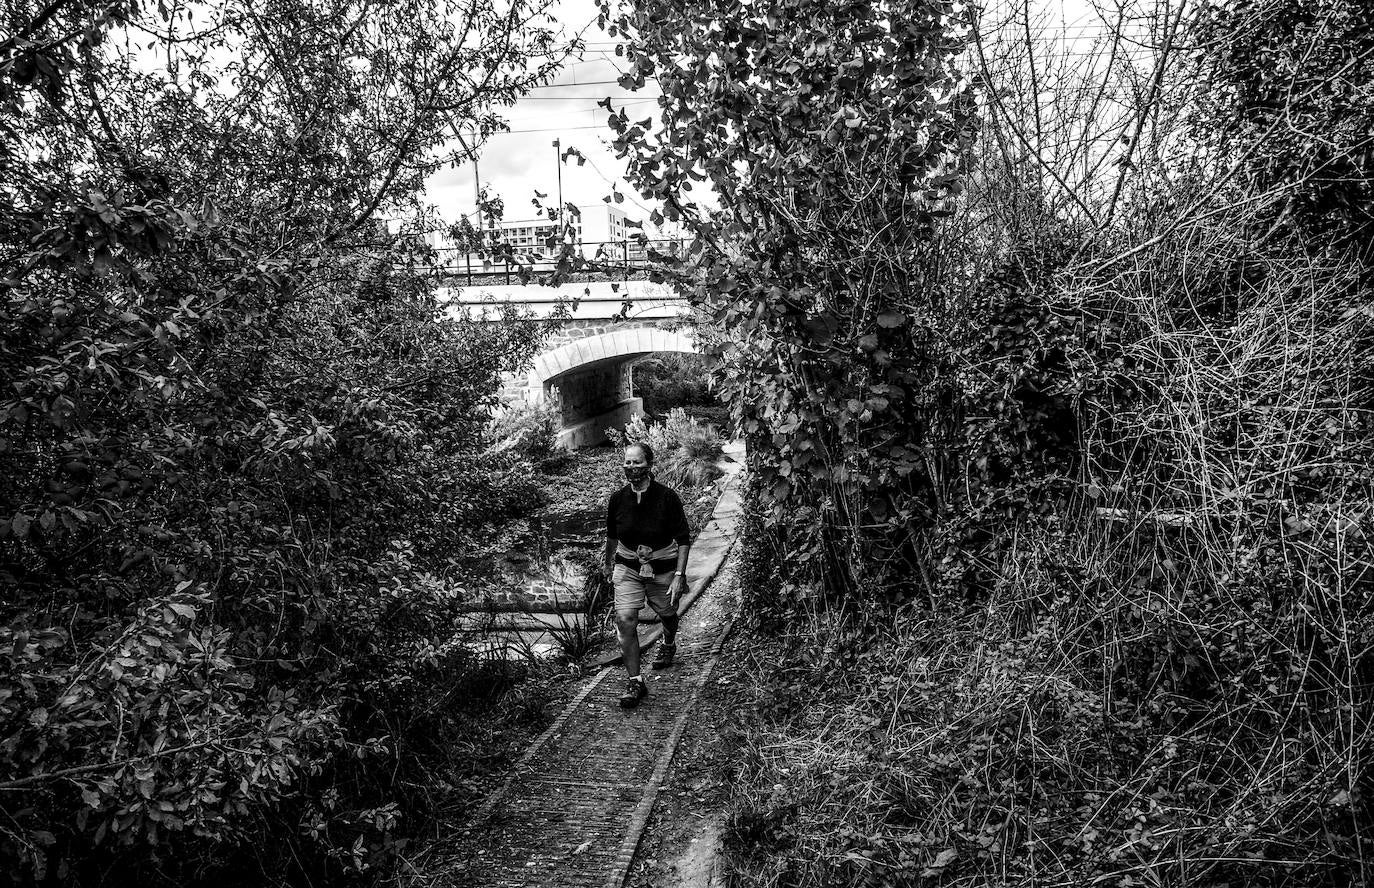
top-left (724, 1), bottom-right (1373, 885)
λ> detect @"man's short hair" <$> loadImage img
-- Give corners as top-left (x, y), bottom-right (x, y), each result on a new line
top-left (626, 442), bottom-right (655, 465)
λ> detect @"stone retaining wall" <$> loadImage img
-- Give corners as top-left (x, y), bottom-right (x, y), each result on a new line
top-left (456, 559), bottom-right (598, 614)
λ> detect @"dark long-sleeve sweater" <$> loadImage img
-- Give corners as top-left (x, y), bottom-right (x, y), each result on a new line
top-left (606, 480), bottom-right (691, 571)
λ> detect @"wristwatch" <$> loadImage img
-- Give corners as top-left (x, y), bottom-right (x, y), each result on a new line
top-left (674, 571), bottom-right (685, 576)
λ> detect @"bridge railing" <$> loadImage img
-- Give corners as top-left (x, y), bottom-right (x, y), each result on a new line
top-left (434, 238), bottom-right (689, 287)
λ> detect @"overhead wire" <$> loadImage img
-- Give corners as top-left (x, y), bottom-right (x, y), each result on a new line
top-left (516, 94), bottom-right (661, 101)
top-left (527, 78), bottom-right (657, 88)
top-left (573, 149), bottom-right (656, 218)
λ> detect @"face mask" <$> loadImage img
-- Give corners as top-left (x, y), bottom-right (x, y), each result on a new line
top-left (624, 466), bottom-right (650, 483)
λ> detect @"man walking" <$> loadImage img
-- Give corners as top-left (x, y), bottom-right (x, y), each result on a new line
top-left (604, 442), bottom-right (691, 708)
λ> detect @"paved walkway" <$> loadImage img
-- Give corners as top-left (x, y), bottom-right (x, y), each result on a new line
top-left (446, 446), bottom-right (744, 888)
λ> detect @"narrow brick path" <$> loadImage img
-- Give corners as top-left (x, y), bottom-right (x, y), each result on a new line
top-left (448, 590), bottom-right (735, 887)
top-left (445, 449), bottom-right (743, 888)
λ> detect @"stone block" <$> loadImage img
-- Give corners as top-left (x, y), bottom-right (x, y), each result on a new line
top-left (556, 349), bottom-right (577, 375)
top-left (610, 333), bottom-right (626, 353)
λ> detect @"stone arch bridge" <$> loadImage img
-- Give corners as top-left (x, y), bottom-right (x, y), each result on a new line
top-left (444, 281), bottom-right (697, 447)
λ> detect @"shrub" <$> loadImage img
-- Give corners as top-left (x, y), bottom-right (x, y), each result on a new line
top-left (632, 353), bottom-right (719, 415)
top-left (0, 263), bottom-right (554, 884)
top-left (0, 0), bottom-right (574, 882)
top-left (607, 409), bottom-right (725, 490)
top-left (487, 400), bottom-right (563, 466)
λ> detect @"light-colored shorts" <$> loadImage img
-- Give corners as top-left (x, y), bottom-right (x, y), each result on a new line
top-left (612, 563), bottom-right (679, 618)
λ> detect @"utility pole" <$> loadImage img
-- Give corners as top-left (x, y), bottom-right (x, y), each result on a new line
top-left (473, 156), bottom-right (482, 230)
top-left (553, 138), bottom-right (564, 239)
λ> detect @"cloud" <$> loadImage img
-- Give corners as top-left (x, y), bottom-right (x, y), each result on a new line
top-left (422, 1), bottom-right (685, 230)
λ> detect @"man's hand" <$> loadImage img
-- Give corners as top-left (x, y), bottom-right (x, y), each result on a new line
top-left (668, 575), bottom-right (685, 606)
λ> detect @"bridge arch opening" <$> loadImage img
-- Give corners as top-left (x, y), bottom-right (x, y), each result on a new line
top-left (527, 328), bottom-right (698, 448)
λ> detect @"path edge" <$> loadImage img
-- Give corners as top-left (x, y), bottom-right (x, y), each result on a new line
top-left (463, 665), bottom-right (615, 831)
top-left (603, 612), bottom-right (738, 888)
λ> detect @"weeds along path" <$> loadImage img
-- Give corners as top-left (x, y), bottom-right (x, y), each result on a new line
top-left (439, 455), bottom-right (743, 888)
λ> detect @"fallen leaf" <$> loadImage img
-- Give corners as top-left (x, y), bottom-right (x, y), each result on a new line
top-left (921, 847), bottom-right (957, 876)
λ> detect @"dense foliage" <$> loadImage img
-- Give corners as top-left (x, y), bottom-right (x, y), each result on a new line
top-left (600, 0), bottom-right (977, 599)
top-left (1190, 0), bottom-right (1374, 249)
top-left (604, 0), bottom-right (1374, 884)
top-left (5, 0), bottom-right (1371, 882)
top-left (0, 0), bottom-right (570, 883)
top-left (631, 353), bottom-right (717, 417)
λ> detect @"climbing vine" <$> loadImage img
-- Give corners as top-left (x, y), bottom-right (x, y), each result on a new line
top-left (598, 0), bottom-right (978, 598)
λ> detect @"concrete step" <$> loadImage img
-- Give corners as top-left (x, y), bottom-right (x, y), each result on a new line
top-left (458, 611), bottom-right (590, 633)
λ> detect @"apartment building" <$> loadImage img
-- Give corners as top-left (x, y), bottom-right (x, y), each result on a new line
top-left (482, 206), bottom-right (632, 259)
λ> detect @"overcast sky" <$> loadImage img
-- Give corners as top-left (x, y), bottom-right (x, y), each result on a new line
top-left (422, 0), bottom-right (1116, 235)
top-left (422, 0), bottom-right (656, 235)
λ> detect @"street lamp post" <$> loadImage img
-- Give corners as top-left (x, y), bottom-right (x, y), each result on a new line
top-left (453, 130), bottom-right (482, 231)
top-left (553, 138), bottom-right (564, 241)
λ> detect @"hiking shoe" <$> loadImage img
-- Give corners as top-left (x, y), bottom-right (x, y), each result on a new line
top-left (619, 677), bottom-right (648, 708)
top-left (651, 642), bottom-right (677, 670)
